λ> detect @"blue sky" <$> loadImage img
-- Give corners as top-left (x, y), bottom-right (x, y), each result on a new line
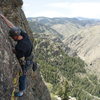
top-left (23, 0), bottom-right (100, 18)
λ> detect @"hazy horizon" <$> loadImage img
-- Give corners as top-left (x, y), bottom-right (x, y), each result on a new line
top-left (27, 16), bottom-right (100, 19)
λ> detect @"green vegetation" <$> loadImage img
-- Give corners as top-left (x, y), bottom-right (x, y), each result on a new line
top-left (32, 33), bottom-right (100, 100)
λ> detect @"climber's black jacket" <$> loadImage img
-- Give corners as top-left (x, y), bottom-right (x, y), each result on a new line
top-left (15, 29), bottom-right (33, 59)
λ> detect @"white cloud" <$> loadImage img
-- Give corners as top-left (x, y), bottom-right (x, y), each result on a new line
top-left (70, 3), bottom-right (100, 18)
top-left (47, 2), bottom-right (70, 8)
top-left (23, 0), bottom-right (100, 18)
top-left (48, 2), bottom-right (100, 9)
top-left (31, 11), bottom-right (66, 18)
top-left (47, 2), bottom-right (100, 18)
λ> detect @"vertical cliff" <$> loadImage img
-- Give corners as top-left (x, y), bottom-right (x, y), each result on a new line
top-left (0, 0), bottom-right (51, 100)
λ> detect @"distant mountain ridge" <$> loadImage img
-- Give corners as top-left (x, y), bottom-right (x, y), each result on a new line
top-left (28, 20), bottom-right (63, 39)
top-left (27, 17), bottom-right (100, 27)
top-left (27, 17), bottom-right (100, 40)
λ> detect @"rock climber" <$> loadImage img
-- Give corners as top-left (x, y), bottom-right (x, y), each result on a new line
top-left (0, 14), bottom-right (37, 97)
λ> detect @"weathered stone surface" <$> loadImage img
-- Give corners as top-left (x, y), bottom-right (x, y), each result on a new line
top-left (0, 0), bottom-right (32, 39)
top-left (0, 15), bottom-right (21, 100)
top-left (0, 0), bottom-right (51, 100)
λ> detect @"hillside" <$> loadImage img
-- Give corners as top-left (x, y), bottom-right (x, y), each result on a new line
top-left (64, 25), bottom-right (100, 78)
top-left (28, 17), bottom-right (100, 100)
top-left (28, 17), bottom-right (100, 78)
top-left (28, 17), bottom-right (81, 39)
top-left (0, 0), bottom-right (51, 100)
top-left (28, 20), bottom-right (63, 39)
top-left (32, 32), bottom-right (100, 100)
top-left (28, 17), bottom-right (100, 39)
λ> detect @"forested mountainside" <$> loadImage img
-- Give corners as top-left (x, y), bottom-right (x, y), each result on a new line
top-left (64, 25), bottom-right (100, 79)
top-left (0, 0), bottom-right (51, 100)
top-left (28, 17), bottom-right (100, 100)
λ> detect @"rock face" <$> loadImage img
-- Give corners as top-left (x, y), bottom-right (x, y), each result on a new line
top-left (0, 0), bottom-right (33, 38)
top-left (0, 0), bottom-right (51, 100)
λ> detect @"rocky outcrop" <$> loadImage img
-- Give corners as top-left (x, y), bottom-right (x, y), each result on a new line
top-left (0, 0), bottom-right (51, 100)
top-left (0, 0), bottom-right (32, 38)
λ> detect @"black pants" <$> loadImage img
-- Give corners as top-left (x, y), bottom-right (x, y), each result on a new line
top-left (19, 55), bottom-right (33, 91)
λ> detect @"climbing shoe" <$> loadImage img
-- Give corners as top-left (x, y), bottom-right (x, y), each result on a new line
top-left (14, 91), bottom-right (24, 97)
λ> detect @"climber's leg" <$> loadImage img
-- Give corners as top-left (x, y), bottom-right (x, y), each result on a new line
top-left (14, 75), bottom-right (26, 97)
top-left (19, 75), bottom-right (26, 91)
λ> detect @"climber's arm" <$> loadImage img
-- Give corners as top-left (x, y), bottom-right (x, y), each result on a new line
top-left (0, 14), bottom-right (15, 28)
